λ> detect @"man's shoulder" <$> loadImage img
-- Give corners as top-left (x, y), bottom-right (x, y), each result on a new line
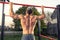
top-left (31, 15), bottom-right (37, 17)
top-left (18, 14), bottom-right (24, 19)
top-left (33, 15), bottom-right (38, 18)
top-left (31, 15), bottom-right (38, 19)
top-left (19, 14), bottom-right (24, 17)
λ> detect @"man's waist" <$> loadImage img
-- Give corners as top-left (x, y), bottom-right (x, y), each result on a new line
top-left (23, 33), bottom-right (34, 34)
top-left (23, 31), bottom-right (34, 34)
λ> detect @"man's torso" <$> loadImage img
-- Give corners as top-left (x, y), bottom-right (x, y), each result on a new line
top-left (20, 15), bottom-right (37, 34)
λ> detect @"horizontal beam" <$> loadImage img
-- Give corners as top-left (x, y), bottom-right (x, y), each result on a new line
top-left (35, 34), bottom-right (55, 40)
top-left (0, 1), bottom-right (56, 9)
top-left (40, 34), bottom-right (55, 40)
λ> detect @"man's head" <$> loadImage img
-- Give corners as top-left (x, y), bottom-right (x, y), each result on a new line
top-left (26, 7), bottom-right (33, 15)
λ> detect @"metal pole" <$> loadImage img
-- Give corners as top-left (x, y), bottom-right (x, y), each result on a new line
top-left (57, 5), bottom-right (60, 40)
top-left (1, 0), bottom-right (5, 40)
top-left (37, 19), bottom-right (41, 40)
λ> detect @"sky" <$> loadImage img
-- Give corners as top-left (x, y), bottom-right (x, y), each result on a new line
top-left (0, 0), bottom-right (60, 26)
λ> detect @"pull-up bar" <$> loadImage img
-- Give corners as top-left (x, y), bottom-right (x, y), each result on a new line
top-left (0, 1), bottom-right (56, 9)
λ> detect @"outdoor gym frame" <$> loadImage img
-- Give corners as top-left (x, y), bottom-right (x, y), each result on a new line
top-left (0, 1), bottom-right (59, 40)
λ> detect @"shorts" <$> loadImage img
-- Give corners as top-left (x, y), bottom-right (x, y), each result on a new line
top-left (21, 34), bottom-right (35, 40)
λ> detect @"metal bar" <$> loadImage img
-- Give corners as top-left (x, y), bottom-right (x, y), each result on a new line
top-left (40, 35), bottom-right (55, 40)
top-left (37, 19), bottom-right (41, 40)
top-left (57, 5), bottom-right (60, 40)
top-left (1, 0), bottom-right (5, 40)
top-left (0, 1), bottom-right (56, 9)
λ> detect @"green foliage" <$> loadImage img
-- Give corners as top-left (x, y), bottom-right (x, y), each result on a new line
top-left (32, 7), bottom-right (40, 15)
top-left (16, 6), bottom-right (27, 15)
top-left (13, 19), bottom-right (21, 31)
top-left (41, 20), bottom-right (47, 28)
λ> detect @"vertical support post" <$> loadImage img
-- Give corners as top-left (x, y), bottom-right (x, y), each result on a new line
top-left (37, 19), bottom-right (41, 40)
top-left (1, 0), bottom-right (5, 40)
top-left (57, 5), bottom-right (60, 40)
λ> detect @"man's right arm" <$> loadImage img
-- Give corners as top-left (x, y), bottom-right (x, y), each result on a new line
top-left (9, 2), bottom-right (22, 19)
top-left (37, 5), bottom-right (45, 19)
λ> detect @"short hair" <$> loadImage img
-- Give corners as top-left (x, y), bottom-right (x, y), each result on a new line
top-left (26, 7), bottom-right (33, 15)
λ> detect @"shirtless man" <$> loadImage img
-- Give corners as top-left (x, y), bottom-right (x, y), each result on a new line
top-left (9, 2), bottom-right (45, 40)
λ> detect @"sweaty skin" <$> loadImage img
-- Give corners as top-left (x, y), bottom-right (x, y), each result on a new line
top-left (21, 15), bottom-right (37, 34)
top-left (9, 2), bottom-right (45, 34)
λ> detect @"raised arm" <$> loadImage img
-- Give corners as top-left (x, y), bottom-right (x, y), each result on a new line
top-left (9, 2), bottom-right (22, 19)
top-left (37, 5), bottom-right (45, 19)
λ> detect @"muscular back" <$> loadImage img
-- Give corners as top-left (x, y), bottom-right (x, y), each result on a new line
top-left (20, 15), bottom-right (37, 34)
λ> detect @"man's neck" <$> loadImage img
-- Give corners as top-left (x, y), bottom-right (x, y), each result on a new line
top-left (26, 13), bottom-right (32, 16)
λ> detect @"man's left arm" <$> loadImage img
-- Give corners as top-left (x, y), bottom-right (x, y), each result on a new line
top-left (37, 6), bottom-right (45, 19)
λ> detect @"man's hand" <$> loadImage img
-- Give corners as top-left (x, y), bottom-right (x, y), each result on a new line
top-left (9, 2), bottom-right (13, 12)
top-left (9, 2), bottom-right (13, 7)
top-left (41, 5), bottom-right (45, 10)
